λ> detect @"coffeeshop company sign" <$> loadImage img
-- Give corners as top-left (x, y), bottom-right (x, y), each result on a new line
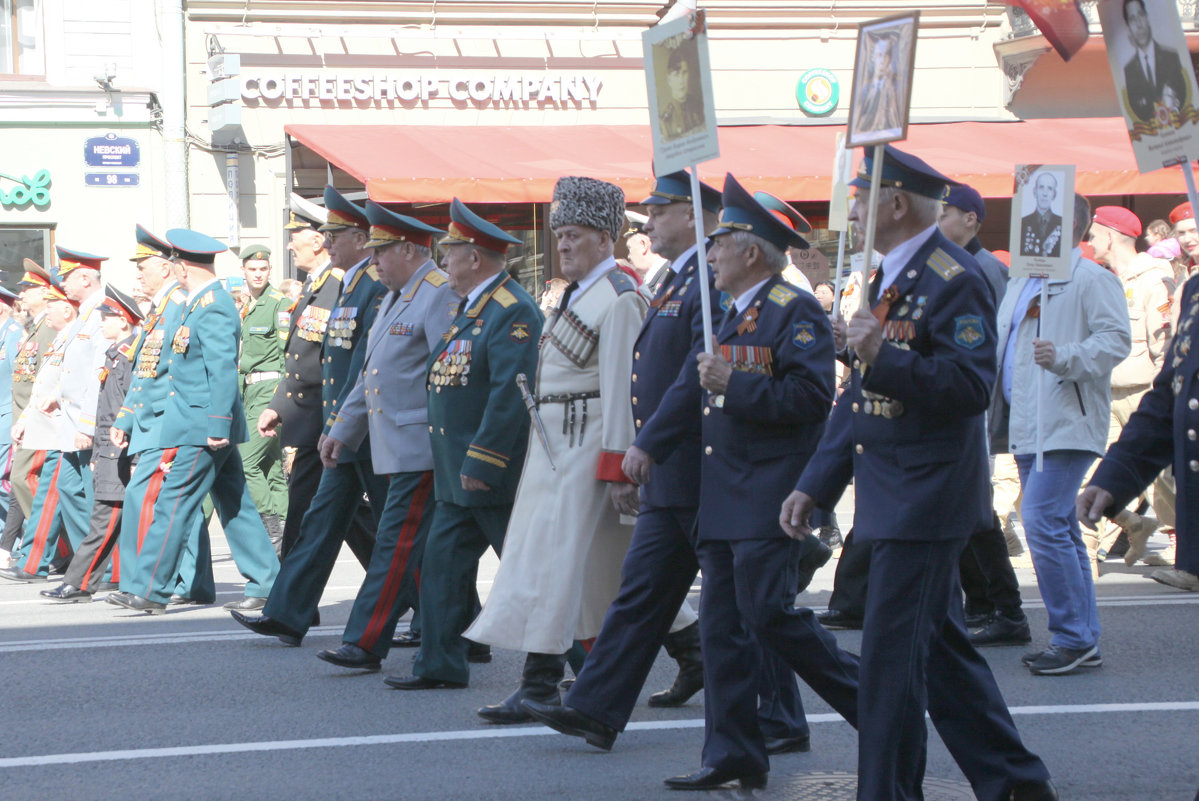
top-left (240, 72), bottom-right (604, 106)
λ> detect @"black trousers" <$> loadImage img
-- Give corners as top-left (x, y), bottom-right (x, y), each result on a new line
top-left (281, 445), bottom-right (375, 566)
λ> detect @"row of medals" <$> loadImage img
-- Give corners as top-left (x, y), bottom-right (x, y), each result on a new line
top-left (430, 352), bottom-right (470, 386)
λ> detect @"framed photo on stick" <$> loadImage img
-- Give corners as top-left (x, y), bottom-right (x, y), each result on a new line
top-left (643, 11), bottom-right (719, 176)
top-left (847, 11), bottom-right (920, 149)
top-left (1008, 164), bottom-right (1076, 281)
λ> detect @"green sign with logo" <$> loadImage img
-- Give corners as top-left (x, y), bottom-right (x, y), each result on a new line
top-left (0, 169), bottom-right (51, 209)
top-left (796, 69), bottom-right (839, 117)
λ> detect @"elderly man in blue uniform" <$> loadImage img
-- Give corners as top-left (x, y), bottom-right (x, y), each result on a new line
top-left (232, 188), bottom-right (390, 640)
top-left (783, 145), bottom-right (1057, 801)
top-left (1080, 269), bottom-right (1199, 592)
top-left (258, 194), bottom-right (376, 566)
top-left (526, 172), bottom-right (816, 755)
top-left (111, 226), bottom-right (215, 605)
top-left (311, 201), bottom-right (454, 670)
top-left (107, 229), bottom-right (279, 614)
top-left (658, 175), bottom-right (857, 791)
top-left (42, 286), bottom-right (142, 602)
top-left (385, 198), bottom-right (542, 690)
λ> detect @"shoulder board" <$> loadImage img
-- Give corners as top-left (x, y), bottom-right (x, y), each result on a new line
top-left (926, 249), bottom-right (965, 282)
top-left (118, 342), bottom-right (135, 359)
top-left (768, 284), bottom-right (799, 307)
top-left (198, 290), bottom-right (215, 307)
top-left (166, 288), bottom-right (186, 305)
top-left (606, 269), bottom-right (638, 295)
top-left (424, 270), bottom-right (448, 287)
top-left (365, 264), bottom-right (380, 281)
top-left (491, 286), bottom-right (517, 308)
top-left (268, 289), bottom-right (287, 301)
top-left (331, 267), bottom-right (346, 280)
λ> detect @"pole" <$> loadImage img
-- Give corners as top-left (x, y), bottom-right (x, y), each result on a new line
top-left (1035, 277), bottom-right (1048, 472)
top-left (831, 228), bottom-right (848, 320)
top-left (855, 144), bottom-right (886, 300)
top-left (1183, 159), bottom-right (1199, 221)
top-left (689, 167), bottom-right (715, 355)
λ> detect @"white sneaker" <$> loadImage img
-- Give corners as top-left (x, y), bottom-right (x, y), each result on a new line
top-left (1150, 568), bottom-right (1199, 592)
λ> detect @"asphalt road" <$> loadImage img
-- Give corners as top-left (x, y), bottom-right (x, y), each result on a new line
top-left (2, 527), bottom-right (1196, 801)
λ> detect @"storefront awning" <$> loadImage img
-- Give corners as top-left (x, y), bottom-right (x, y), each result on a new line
top-left (285, 118), bottom-right (1190, 205)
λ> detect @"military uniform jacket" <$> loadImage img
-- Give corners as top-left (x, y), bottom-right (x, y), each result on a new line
top-left (426, 272), bottom-right (541, 507)
top-left (320, 258), bottom-right (388, 463)
top-left (1093, 273), bottom-right (1199, 577)
top-left (158, 282), bottom-right (248, 447)
top-left (796, 230), bottom-right (998, 543)
top-left (57, 291), bottom-right (112, 444)
top-left (630, 248), bottom-right (723, 509)
top-left (0, 318), bottom-right (26, 447)
top-left (239, 285), bottom-right (289, 376)
top-left (92, 334), bottom-right (137, 500)
top-left (18, 326), bottom-right (69, 451)
top-left (329, 261), bottom-right (456, 475)
top-left (114, 283), bottom-right (188, 455)
top-left (268, 260), bottom-right (343, 449)
top-left (1112, 254), bottom-right (1175, 391)
top-left (697, 277), bottom-right (834, 541)
top-left (11, 313), bottom-right (56, 421)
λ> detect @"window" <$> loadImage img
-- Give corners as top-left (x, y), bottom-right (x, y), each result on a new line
top-left (0, 227), bottom-right (52, 288)
top-left (1, 0), bottom-right (44, 76)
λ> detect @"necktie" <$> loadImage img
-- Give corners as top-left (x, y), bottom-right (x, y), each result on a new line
top-left (456, 296), bottom-right (468, 317)
top-left (558, 281), bottom-right (580, 311)
top-left (1144, 53), bottom-right (1154, 87)
top-left (867, 269), bottom-right (883, 306)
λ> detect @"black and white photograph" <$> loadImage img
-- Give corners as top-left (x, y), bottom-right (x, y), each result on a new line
top-left (847, 11), bottom-right (919, 148)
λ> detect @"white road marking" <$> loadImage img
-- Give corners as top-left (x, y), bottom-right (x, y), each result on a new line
top-left (1, 702), bottom-right (1196, 769)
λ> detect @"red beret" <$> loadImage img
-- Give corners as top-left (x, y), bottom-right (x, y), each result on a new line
top-left (1092, 206), bottom-right (1142, 239)
top-left (1170, 202), bottom-right (1194, 225)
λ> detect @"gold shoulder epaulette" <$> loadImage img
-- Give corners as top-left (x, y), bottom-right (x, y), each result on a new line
top-left (768, 284), bottom-right (798, 307)
top-left (331, 267), bottom-right (346, 280)
top-left (268, 289), bottom-right (286, 301)
top-left (424, 271), bottom-right (448, 287)
top-left (927, 249), bottom-right (965, 282)
top-left (491, 286), bottom-right (517, 308)
top-left (199, 290), bottom-right (215, 307)
top-left (365, 264), bottom-right (380, 281)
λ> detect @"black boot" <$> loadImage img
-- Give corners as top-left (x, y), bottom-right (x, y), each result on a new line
top-left (648, 621), bottom-right (703, 708)
top-left (262, 514), bottom-right (285, 558)
top-left (477, 652), bottom-right (566, 724)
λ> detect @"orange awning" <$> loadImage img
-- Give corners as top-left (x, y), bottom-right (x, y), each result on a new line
top-left (285, 118), bottom-right (1191, 204)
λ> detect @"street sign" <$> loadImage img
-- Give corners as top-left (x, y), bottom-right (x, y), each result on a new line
top-left (84, 134), bottom-right (140, 168)
top-left (85, 173), bottom-right (139, 187)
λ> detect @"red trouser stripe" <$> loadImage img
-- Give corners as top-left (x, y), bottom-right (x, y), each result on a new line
top-left (359, 472), bottom-right (434, 651)
top-left (137, 448), bottom-right (178, 554)
top-left (24, 459), bottom-right (61, 575)
top-left (78, 504), bottom-right (122, 591)
top-left (146, 448), bottom-right (203, 594)
top-left (25, 450), bottom-right (46, 499)
top-left (578, 638), bottom-right (595, 653)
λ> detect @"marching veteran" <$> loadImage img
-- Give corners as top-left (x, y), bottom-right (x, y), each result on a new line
top-left (783, 145), bottom-right (1057, 801)
top-left (235, 244), bottom-right (290, 553)
top-left (463, 177), bottom-right (646, 723)
top-left (386, 199), bottom-right (542, 691)
top-left (314, 201), bottom-right (455, 670)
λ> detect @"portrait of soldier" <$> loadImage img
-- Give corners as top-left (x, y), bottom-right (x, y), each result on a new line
top-left (657, 38), bottom-right (705, 142)
top-left (1019, 171), bottom-right (1064, 259)
top-left (1120, 0), bottom-right (1189, 124)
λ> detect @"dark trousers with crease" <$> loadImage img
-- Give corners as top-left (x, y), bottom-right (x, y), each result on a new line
top-left (282, 446), bottom-right (375, 565)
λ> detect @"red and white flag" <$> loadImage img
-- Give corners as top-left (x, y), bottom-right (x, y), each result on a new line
top-left (1002, 1), bottom-right (1089, 61)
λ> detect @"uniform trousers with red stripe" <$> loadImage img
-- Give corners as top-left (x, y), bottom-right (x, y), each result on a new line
top-left (14, 450), bottom-right (92, 577)
top-left (341, 470), bottom-right (436, 658)
top-left (62, 500), bottom-right (123, 591)
top-left (121, 444), bottom-right (279, 605)
top-left (262, 459), bottom-right (388, 635)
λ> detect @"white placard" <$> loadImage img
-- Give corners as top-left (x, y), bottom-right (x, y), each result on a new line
top-left (643, 12), bottom-right (719, 176)
top-left (1008, 164), bottom-right (1076, 281)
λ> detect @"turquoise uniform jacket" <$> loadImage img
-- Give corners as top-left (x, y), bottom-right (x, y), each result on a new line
top-left (427, 273), bottom-right (541, 507)
top-left (114, 283), bottom-right (188, 455)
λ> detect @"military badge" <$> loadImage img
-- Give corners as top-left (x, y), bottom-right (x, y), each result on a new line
top-left (792, 321), bottom-right (816, 349)
top-left (718, 292), bottom-right (733, 312)
top-left (390, 322), bottom-right (415, 336)
top-left (172, 326), bottom-right (191, 354)
top-left (510, 322), bottom-right (530, 342)
top-left (1173, 374), bottom-right (1184, 395)
top-left (953, 315), bottom-right (985, 350)
top-left (720, 344), bottom-right (774, 376)
top-left (277, 310), bottom-right (291, 329)
top-left (658, 300), bottom-right (683, 318)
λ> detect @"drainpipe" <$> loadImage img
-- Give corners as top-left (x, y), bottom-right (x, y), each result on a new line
top-left (161, 0), bottom-right (188, 227)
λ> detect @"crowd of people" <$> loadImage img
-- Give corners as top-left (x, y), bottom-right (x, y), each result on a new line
top-left (1, 144), bottom-right (1197, 801)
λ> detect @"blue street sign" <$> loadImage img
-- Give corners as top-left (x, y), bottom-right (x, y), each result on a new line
top-left (85, 173), bottom-right (139, 187)
top-left (84, 134), bottom-right (140, 168)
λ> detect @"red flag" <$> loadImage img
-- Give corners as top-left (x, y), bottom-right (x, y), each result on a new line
top-left (1003, 1), bottom-right (1089, 61)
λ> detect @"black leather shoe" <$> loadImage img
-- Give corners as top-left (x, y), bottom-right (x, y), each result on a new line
top-left (816, 609), bottom-right (863, 630)
top-left (0, 566), bottom-right (47, 583)
top-left (91, 581), bottom-right (118, 592)
top-left (168, 594), bottom-right (203, 606)
top-left (664, 767), bottom-right (767, 791)
top-left (969, 613), bottom-right (1032, 647)
top-left (795, 538), bottom-right (833, 593)
top-left (230, 611), bottom-right (303, 646)
top-left (41, 583), bottom-right (92, 603)
top-left (467, 642), bottom-right (492, 663)
top-left (965, 610), bottom-right (992, 629)
top-left (522, 700), bottom-right (617, 750)
top-left (649, 622), bottom-right (703, 707)
top-left (384, 674), bottom-right (466, 690)
top-left (391, 629), bottom-right (421, 648)
top-left (108, 592), bottom-right (167, 614)
top-left (317, 643), bottom-right (382, 671)
top-left (1009, 779), bottom-right (1059, 801)
top-left (765, 734), bottom-right (811, 755)
top-left (223, 596), bottom-right (267, 611)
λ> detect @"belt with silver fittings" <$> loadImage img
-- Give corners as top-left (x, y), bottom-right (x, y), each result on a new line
top-left (244, 371), bottom-right (282, 385)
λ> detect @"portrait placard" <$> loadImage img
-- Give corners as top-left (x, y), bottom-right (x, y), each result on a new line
top-left (827, 132), bottom-right (854, 232)
top-left (643, 11), bottom-right (720, 176)
top-left (1097, 0), bottom-right (1199, 173)
top-left (846, 12), bottom-right (920, 149)
top-left (1008, 164), bottom-right (1076, 281)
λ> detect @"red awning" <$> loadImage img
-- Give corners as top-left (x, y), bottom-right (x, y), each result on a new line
top-left (285, 118), bottom-right (1190, 204)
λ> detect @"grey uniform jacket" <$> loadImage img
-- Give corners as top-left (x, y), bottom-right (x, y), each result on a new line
top-left (328, 260), bottom-right (457, 475)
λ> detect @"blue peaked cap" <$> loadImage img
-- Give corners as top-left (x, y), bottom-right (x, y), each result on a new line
top-left (849, 143), bottom-right (959, 200)
top-left (641, 170), bottom-right (722, 214)
top-left (712, 173), bottom-right (809, 251)
top-left (166, 228), bottom-right (227, 264)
